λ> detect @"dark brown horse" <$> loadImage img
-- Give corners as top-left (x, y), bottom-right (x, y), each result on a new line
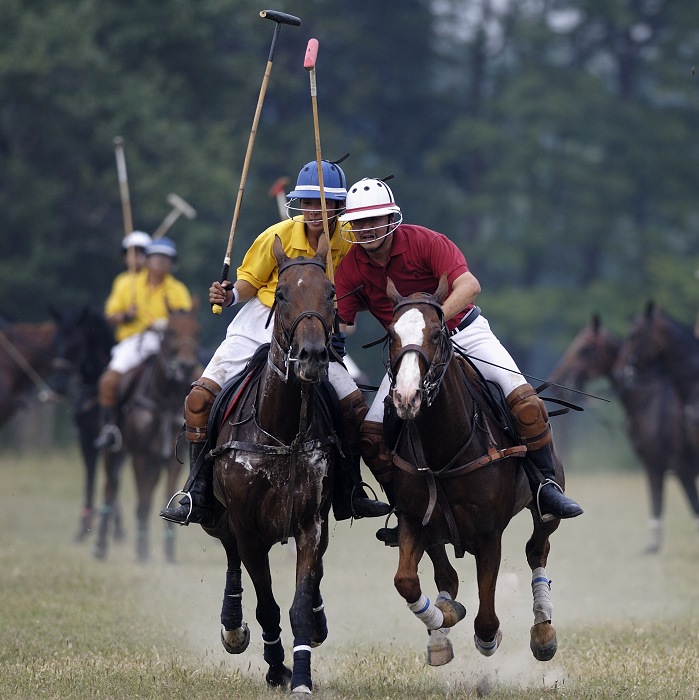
top-left (618, 303), bottom-right (699, 484)
top-left (95, 310), bottom-right (200, 562)
top-left (0, 320), bottom-right (56, 429)
top-left (49, 306), bottom-right (119, 542)
top-left (549, 314), bottom-right (698, 553)
top-left (383, 276), bottom-right (561, 665)
top-left (201, 236), bottom-right (338, 694)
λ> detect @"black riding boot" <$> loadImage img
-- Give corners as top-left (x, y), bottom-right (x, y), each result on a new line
top-left (94, 407), bottom-right (122, 452)
top-left (374, 482), bottom-right (399, 547)
top-left (159, 441), bottom-right (216, 526)
top-left (524, 444), bottom-right (583, 522)
top-left (332, 453), bottom-right (392, 521)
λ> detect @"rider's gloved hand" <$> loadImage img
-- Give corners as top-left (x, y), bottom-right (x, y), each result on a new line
top-left (330, 331), bottom-right (346, 361)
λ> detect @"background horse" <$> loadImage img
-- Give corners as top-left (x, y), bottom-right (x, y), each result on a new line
top-left (201, 237), bottom-right (338, 695)
top-left (50, 305), bottom-right (121, 542)
top-left (548, 314), bottom-right (698, 553)
top-left (618, 303), bottom-right (699, 486)
top-left (0, 319), bottom-right (56, 429)
top-left (95, 310), bottom-right (200, 563)
top-left (383, 276), bottom-right (560, 666)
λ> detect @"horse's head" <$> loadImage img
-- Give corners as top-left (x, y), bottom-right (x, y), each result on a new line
top-left (548, 314), bottom-right (621, 390)
top-left (271, 234), bottom-right (334, 383)
top-left (158, 310), bottom-right (201, 386)
top-left (387, 274), bottom-right (451, 420)
top-left (49, 305), bottom-right (114, 394)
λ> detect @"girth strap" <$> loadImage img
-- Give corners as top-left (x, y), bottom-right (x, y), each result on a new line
top-left (208, 436), bottom-right (335, 458)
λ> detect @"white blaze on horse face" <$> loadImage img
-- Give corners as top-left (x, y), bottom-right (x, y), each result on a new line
top-left (393, 308), bottom-right (426, 418)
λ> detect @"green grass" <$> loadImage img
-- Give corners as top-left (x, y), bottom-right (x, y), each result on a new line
top-left (2, 447), bottom-right (699, 699)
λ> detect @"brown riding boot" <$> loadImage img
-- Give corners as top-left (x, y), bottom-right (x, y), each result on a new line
top-left (336, 390), bottom-right (391, 519)
top-left (507, 384), bottom-right (583, 522)
top-left (94, 369), bottom-right (123, 452)
top-left (160, 377), bottom-right (221, 526)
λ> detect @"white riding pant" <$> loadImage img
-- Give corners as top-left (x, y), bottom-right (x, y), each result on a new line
top-left (366, 314), bottom-right (526, 422)
top-left (201, 296), bottom-right (358, 400)
top-left (108, 330), bottom-right (161, 374)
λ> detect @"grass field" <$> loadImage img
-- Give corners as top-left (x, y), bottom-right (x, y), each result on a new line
top-left (2, 442), bottom-right (698, 699)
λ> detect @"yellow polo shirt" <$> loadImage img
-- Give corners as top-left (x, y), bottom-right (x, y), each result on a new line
top-left (105, 269), bottom-right (193, 341)
top-left (237, 217), bottom-right (352, 308)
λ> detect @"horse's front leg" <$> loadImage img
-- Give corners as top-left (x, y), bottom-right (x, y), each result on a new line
top-left (289, 517), bottom-right (329, 695)
top-left (94, 451), bottom-right (121, 560)
top-left (395, 516), bottom-right (466, 635)
top-left (526, 512), bottom-right (559, 661)
top-left (236, 534), bottom-right (291, 690)
top-left (74, 407), bottom-right (98, 542)
top-left (133, 454), bottom-right (160, 563)
top-left (473, 532), bottom-right (504, 657)
top-left (424, 543), bottom-right (461, 666)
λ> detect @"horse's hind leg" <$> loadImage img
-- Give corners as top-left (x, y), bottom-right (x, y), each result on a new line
top-left (644, 467), bottom-right (665, 554)
top-left (526, 512), bottom-right (559, 661)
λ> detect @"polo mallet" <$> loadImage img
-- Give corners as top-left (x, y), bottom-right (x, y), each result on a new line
top-left (152, 193), bottom-right (197, 239)
top-left (113, 135), bottom-right (137, 273)
top-left (304, 38), bottom-right (335, 286)
top-left (212, 9), bottom-right (301, 314)
top-left (268, 176), bottom-right (290, 219)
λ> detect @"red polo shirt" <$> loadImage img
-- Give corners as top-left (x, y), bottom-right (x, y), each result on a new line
top-left (335, 224), bottom-right (471, 331)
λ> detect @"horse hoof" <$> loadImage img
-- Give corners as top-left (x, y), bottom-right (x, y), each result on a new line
top-left (265, 663), bottom-right (292, 688)
top-left (93, 544), bottom-right (107, 560)
top-left (221, 624), bottom-right (250, 654)
top-left (291, 685), bottom-right (312, 697)
top-left (436, 598), bottom-right (466, 628)
top-left (474, 629), bottom-right (502, 657)
top-left (427, 629), bottom-right (454, 666)
top-left (530, 622), bottom-right (557, 661)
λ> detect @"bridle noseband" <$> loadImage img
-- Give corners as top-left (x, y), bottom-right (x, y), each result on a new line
top-left (388, 295), bottom-right (453, 408)
top-left (267, 257), bottom-right (333, 382)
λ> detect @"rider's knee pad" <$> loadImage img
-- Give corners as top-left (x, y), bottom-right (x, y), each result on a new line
top-left (506, 384), bottom-right (551, 451)
top-left (184, 377), bottom-right (221, 443)
top-left (359, 421), bottom-right (394, 484)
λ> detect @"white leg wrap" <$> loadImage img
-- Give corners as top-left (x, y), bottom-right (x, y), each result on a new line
top-left (531, 567), bottom-right (553, 625)
top-left (408, 594), bottom-right (445, 630)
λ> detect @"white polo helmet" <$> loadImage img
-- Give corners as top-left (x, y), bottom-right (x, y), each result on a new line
top-left (122, 230), bottom-right (152, 250)
top-left (339, 178), bottom-right (403, 243)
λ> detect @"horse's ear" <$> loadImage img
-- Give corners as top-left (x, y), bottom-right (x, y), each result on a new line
top-left (47, 303), bottom-right (61, 322)
top-left (190, 295), bottom-right (201, 312)
top-left (315, 234), bottom-right (329, 263)
top-left (591, 313), bottom-right (601, 332)
top-left (386, 277), bottom-right (402, 305)
top-left (272, 234), bottom-right (288, 268)
top-left (644, 300), bottom-right (655, 319)
top-left (434, 274), bottom-right (449, 304)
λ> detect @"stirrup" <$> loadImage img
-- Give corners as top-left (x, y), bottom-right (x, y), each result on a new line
top-left (159, 490), bottom-right (192, 525)
top-left (536, 479), bottom-right (564, 523)
top-left (95, 424), bottom-right (122, 453)
top-left (351, 481), bottom-right (391, 519)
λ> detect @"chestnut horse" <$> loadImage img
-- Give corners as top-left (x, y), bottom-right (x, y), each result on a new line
top-left (384, 276), bottom-right (561, 665)
top-left (201, 236), bottom-right (338, 695)
top-left (0, 319), bottom-right (56, 429)
top-left (95, 310), bottom-right (200, 562)
top-left (549, 314), bottom-right (697, 553)
top-left (618, 303), bottom-right (699, 477)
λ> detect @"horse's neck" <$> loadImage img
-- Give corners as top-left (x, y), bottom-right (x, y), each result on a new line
top-left (256, 365), bottom-right (310, 445)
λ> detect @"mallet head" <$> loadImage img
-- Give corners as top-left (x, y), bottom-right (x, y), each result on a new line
top-left (304, 38), bottom-right (319, 70)
top-left (259, 10), bottom-right (301, 26)
top-left (166, 192), bottom-right (197, 219)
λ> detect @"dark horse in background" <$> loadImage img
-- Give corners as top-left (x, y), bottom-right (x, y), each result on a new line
top-left (200, 237), bottom-right (339, 695)
top-left (49, 306), bottom-right (121, 542)
top-left (0, 318), bottom-right (56, 429)
top-left (382, 276), bottom-right (561, 666)
top-left (617, 303), bottom-right (699, 526)
top-left (96, 310), bottom-right (200, 563)
top-left (548, 314), bottom-right (698, 553)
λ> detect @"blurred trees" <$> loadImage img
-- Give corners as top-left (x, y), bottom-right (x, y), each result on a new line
top-left (0, 0), bottom-right (698, 377)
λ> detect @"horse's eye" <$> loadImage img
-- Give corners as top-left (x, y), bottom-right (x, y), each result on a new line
top-left (275, 288), bottom-right (287, 303)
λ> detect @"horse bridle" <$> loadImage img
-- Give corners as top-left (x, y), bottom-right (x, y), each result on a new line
top-left (267, 257), bottom-right (333, 382)
top-left (388, 295), bottom-right (453, 408)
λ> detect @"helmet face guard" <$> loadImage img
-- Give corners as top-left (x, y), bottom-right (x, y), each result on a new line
top-left (338, 178), bottom-right (402, 244)
top-left (286, 160), bottom-right (347, 218)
